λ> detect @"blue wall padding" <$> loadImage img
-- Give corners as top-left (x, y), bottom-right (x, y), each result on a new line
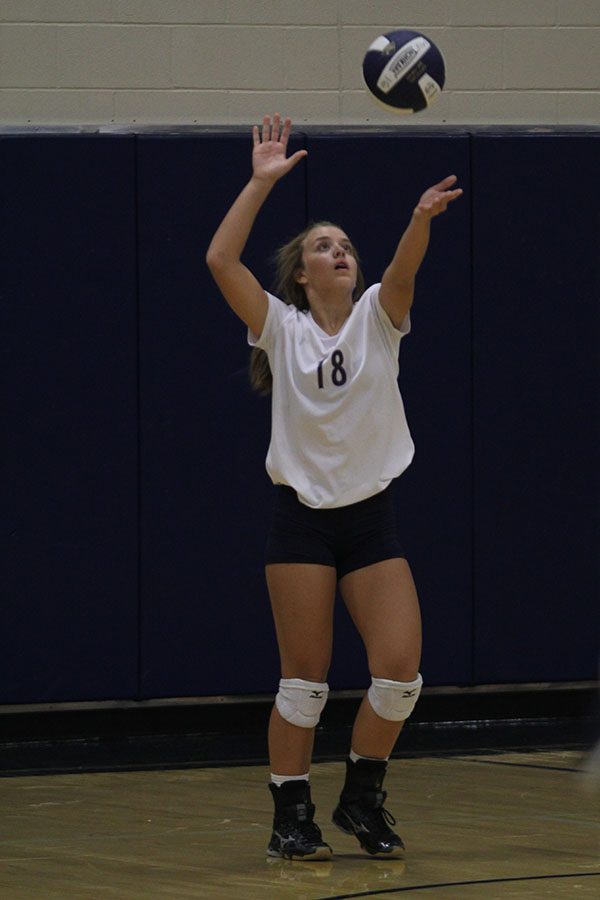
top-left (136, 134), bottom-right (306, 697)
top-left (304, 132), bottom-right (473, 687)
top-left (1, 128), bottom-right (598, 706)
top-left (471, 133), bottom-right (599, 683)
top-left (0, 136), bottom-right (139, 702)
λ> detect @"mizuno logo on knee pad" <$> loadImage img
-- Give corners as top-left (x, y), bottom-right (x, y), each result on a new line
top-left (276, 678), bottom-right (329, 728)
top-left (368, 674), bottom-right (423, 722)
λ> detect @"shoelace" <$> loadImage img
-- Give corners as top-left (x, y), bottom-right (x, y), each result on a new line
top-left (360, 803), bottom-right (397, 836)
top-left (283, 818), bottom-right (323, 845)
top-left (379, 806), bottom-right (397, 828)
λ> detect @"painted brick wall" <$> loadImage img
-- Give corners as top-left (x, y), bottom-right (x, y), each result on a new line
top-left (0, 1), bottom-right (598, 126)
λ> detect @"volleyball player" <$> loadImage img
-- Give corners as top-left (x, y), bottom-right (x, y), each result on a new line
top-left (206, 114), bottom-right (462, 860)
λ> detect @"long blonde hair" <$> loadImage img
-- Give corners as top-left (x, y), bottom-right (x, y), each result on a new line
top-left (250, 222), bottom-right (365, 394)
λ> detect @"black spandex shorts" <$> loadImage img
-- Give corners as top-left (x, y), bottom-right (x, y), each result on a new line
top-left (265, 483), bottom-right (404, 578)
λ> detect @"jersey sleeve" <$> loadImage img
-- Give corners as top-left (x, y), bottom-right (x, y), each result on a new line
top-left (362, 284), bottom-right (411, 365)
top-left (247, 292), bottom-right (293, 352)
top-left (370, 283), bottom-right (411, 338)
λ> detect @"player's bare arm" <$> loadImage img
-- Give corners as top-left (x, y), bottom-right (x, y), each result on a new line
top-left (379, 175), bottom-right (463, 328)
top-left (206, 114), bottom-right (307, 338)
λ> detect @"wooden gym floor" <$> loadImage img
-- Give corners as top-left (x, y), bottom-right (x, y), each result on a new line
top-left (2, 747), bottom-right (599, 899)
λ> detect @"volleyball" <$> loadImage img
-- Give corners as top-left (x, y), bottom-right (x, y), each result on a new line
top-left (362, 30), bottom-right (445, 114)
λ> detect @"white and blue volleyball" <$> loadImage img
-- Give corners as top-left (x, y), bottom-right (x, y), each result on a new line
top-left (362, 30), bottom-right (445, 113)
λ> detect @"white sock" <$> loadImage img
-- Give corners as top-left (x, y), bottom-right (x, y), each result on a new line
top-left (349, 749), bottom-right (389, 763)
top-left (270, 772), bottom-right (310, 786)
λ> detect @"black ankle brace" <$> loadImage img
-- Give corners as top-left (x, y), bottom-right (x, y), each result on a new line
top-left (269, 779), bottom-right (311, 811)
top-left (341, 757), bottom-right (387, 799)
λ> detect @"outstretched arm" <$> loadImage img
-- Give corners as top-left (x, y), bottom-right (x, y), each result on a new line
top-left (206, 114), bottom-right (307, 337)
top-left (379, 175), bottom-right (463, 328)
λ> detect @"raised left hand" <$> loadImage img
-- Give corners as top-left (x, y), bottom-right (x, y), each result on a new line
top-left (415, 175), bottom-right (463, 219)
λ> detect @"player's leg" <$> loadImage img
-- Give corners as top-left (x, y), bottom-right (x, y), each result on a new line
top-left (265, 562), bottom-right (337, 860)
top-left (267, 562), bottom-right (336, 774)
top-left (342, 557), bottom-right (422, 756)
top-left (333, 557), bottom-right (422, 856)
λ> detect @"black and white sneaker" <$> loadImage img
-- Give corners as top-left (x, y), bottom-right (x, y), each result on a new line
top-left (332, 788), bottom-right (404, 857)
top-left (267, 781), bottom-right (333, 861)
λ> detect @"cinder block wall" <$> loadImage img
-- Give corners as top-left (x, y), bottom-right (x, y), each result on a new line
top-left (1, 1), bottom-right (599, 126)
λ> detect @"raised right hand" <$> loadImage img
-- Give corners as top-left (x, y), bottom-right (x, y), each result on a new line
top-left (252, 113), bottom-right (308, 185)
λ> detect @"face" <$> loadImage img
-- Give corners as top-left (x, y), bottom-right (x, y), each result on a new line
top-left (296, 226), bottom-right (358, 297)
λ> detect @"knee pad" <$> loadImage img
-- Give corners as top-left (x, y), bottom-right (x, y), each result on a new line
top-left (275, 678), bottom-right (329, 728)
top-left (368, 673), bottom-right (423, 722)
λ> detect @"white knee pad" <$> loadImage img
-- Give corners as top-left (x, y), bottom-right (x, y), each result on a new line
top-left (275, 678), bottom-right (329, 728)
top-left (368, 674), bottom-right (423, 722)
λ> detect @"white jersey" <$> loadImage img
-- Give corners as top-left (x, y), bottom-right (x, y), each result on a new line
top-left (248, 284), bottom-right (415, 509)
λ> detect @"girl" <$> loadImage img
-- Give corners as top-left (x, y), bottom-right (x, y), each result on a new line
top-left (206, 114), bottom-right (462, 860)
